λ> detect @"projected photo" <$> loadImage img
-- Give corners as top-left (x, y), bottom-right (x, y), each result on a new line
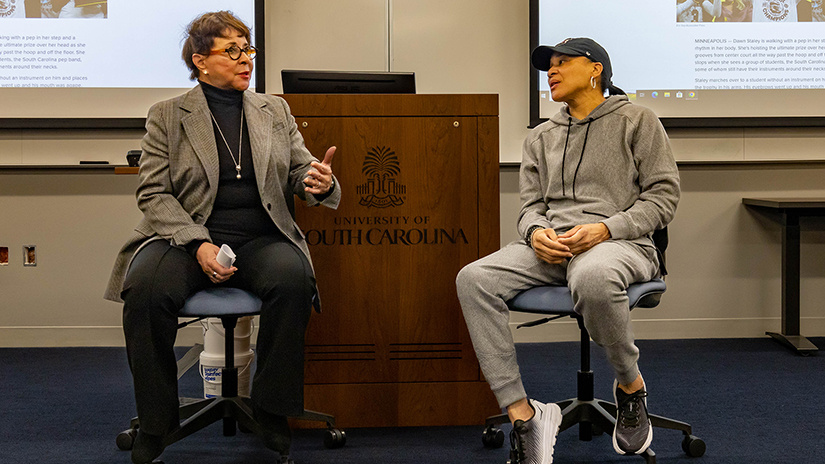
top-left (1, 1), bottom-right (107, 19)
top-left (677, 0), bottom-right (824, 23)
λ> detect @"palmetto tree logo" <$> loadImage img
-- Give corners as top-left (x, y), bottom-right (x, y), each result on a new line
top-left (357, 146), bottom-right (406, 208)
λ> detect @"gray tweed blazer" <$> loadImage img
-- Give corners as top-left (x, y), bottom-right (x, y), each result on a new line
top-left (104, 85), bottom-right (340, 303)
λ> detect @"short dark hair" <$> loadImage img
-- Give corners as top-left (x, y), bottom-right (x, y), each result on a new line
top-left (181, 11), bottom-right (251, 81)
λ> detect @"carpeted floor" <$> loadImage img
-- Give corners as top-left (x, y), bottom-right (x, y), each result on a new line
top-left (1, 337), bottom-right (823, 463)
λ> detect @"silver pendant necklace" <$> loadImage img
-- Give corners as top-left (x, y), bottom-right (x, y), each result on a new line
top-left (209, 108), bottom-right (244, 180)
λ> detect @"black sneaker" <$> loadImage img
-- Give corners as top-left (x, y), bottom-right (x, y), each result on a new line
top-left (612, 379), bottom-right (653, 455)
top-left (508, 399), bottom-right (562, 464)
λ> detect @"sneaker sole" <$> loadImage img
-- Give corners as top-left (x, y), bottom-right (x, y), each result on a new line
top-left (612, 379), bottom-right (653, 455)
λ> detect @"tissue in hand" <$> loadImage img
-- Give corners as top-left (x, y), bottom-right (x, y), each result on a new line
top-left (216, 244), bottom-right (236, 268)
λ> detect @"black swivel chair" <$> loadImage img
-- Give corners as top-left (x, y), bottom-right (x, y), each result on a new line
top-left (116, 288), bottom-right (346, 462)
top-left (481, 229), bottom-right (705, 463)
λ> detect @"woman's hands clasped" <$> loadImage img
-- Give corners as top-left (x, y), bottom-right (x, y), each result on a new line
top-left (196, 242), bottom-right (238, 284)
top-left (531, 228), bottom-right (573, 264)
top-left (304, 146), bottom-right (337, 195)
top-left (531, 223), bottom-right (611, 264)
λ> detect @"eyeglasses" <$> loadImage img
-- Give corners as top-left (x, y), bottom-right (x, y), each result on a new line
top-left (209, 44), bottom-right (257, 61)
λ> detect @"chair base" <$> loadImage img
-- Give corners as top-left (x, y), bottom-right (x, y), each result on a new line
top-left (483, 397), bottom-right (705, 463)
top-left (117, 397), bottom-right (346, 457)
top-left (490, 279), bottom-right (707, 461)
top-left (118, 292), bottom-right (345, 460)
top-left (118, 341), bottom-right (346, 457)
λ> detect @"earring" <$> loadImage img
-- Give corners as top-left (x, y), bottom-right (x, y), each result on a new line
top-left (203, 70), bottom-right (208, 75)
top-left (590, 76), bottom-right (597, 89)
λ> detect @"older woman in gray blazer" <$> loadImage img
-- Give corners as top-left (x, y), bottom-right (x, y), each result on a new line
top-left (104, 11), bottom-right (339, 464)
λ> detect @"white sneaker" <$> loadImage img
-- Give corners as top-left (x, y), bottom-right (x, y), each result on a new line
top-left (508, 399), bottom-right (562, 464)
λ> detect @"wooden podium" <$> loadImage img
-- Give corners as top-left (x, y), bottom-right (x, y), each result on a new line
top-left (286, 94), bottom-right (501, 427)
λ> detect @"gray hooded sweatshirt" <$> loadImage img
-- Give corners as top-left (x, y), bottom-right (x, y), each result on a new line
top-left (518, 95), bottom-right (680, 253)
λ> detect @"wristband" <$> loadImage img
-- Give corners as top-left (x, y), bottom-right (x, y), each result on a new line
top-left (526, 226), bottom-right (543, 248)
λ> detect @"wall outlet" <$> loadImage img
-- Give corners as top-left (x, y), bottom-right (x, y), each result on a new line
top-left (23, 245), bottom-right (36, 267)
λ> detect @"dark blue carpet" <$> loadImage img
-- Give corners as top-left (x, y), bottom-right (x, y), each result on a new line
top-left (1, 337), bottom-right (823, 463)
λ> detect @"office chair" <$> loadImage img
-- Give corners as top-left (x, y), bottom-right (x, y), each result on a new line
top-left (116, 288), bottom-right (346, 461)
top-left (481, 231), bottom-right (705, 463)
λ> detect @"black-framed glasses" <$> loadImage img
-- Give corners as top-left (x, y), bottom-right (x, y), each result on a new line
top-left (209, 44), bottom-right (257, 60)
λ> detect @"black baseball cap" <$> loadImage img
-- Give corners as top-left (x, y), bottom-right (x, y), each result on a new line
top-left (531, 37), bottom-right (613, 86)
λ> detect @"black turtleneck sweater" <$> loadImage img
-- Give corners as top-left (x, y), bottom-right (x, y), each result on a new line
top-left (196, 81), bottom-right (282, 252)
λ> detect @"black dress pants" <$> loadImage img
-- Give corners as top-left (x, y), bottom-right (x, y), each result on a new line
top-left (121, 236), bottom-right (315, 436)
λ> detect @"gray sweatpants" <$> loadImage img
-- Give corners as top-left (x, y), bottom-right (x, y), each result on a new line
top-left (456, 239), bottom-right (659, 409)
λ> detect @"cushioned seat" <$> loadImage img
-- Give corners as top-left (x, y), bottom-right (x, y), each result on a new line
top-left (507, 279), bottom-right (667, 315)
top-left (179, 287), bottom-right (263, 318)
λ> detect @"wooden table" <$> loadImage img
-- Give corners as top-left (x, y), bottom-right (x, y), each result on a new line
top-left (742, 198), bottom-right (825, 355)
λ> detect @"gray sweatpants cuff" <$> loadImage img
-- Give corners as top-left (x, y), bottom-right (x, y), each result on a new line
top-left (492, 377), bottom-right (528, 410)
top-left (616, 365), bottom-right (641, 386)
top-left (603, 337), bottom-right (641, 386)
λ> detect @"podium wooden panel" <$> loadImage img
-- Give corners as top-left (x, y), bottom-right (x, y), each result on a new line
top-left (286, 94), bottom-right (500, 427)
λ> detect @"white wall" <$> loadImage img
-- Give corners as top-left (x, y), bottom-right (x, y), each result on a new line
top-left (1, 0), bottom-right (824, 346)
top-left (0, 173), bottom-right (142, 346)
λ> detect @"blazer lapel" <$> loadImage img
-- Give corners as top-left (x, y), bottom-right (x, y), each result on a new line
top-left (180, 87), bottom-right (220, 191)
top-left (244, 93), bottom-right (272, 192)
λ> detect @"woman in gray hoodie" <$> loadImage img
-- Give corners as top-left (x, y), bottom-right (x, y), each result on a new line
top-left (456, 38), bottom-right (680, 464)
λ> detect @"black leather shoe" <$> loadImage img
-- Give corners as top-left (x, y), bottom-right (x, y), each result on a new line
top-left (131, 430), bottom-right (165, 464)
top-left (253, 405), bottom-right (292, 455)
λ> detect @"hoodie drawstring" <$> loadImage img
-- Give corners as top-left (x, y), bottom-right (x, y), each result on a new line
top-left (561, 117), bottom-right (572, 197)
top-left (572, 119), bottom-right (592, 200)
top-left (560, 118), bottom-right (592, 200)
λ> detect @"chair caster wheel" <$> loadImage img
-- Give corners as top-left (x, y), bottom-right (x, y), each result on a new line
top-left (482, 426), bottom-right (505, 449)
top-left (116, 427), bottom-right (137, 451)
top-left (682, 434), bottom-right (706, 457)
top-left (323, 428), bottom-right (346, 449)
